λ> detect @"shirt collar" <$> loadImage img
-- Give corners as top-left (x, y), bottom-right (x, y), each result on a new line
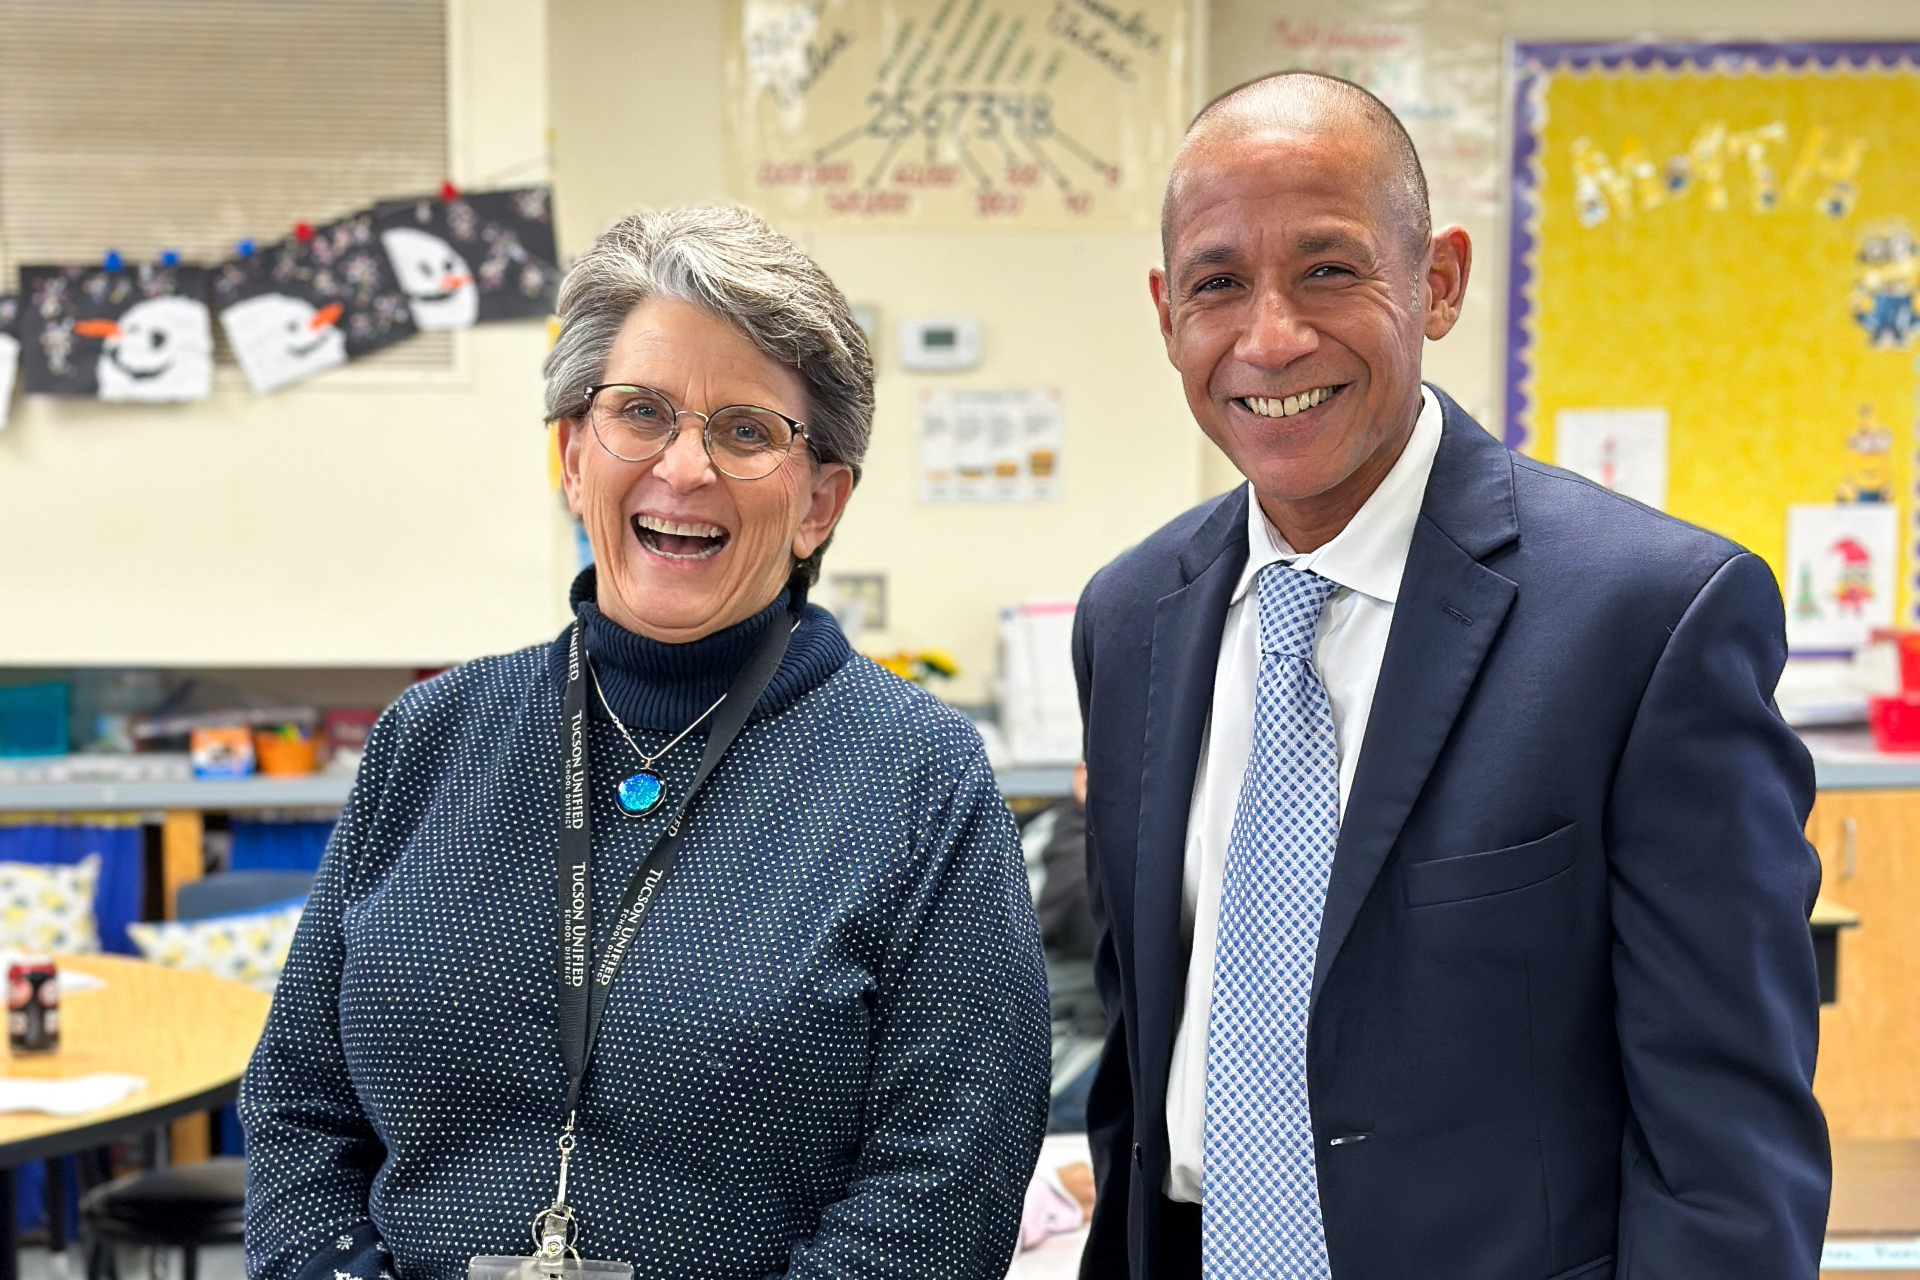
top-left (1231, 384), bottom-right (1444, 608)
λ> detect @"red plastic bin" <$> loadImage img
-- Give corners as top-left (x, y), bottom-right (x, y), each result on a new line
top-left (1869, 693), bottom-right (1920, 752)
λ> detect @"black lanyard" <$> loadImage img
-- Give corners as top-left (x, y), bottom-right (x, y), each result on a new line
top-left (554, 611), bottom-right (794, 1115)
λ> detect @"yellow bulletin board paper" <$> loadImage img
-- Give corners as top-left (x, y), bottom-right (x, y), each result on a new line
top-left (1506, 43), bottom-right (1920, 644)
top-left (725, 0), bottom-right (1192, 231)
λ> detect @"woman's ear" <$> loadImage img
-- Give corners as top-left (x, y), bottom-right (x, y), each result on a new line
top-left (793, 462), bottom-right (855, 560)
top-left (557, 418), bottom-right (588, 517)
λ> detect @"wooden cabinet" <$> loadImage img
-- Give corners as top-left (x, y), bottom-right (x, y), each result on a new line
top-left (1808, 789), bottom-right (1920, 1138)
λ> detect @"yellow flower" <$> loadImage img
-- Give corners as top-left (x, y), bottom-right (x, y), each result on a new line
top-left (867, 648), bottom-right (960, 684)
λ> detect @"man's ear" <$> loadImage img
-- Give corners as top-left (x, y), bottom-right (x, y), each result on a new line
top-left (1150, 266), bottom-right (1176, 351)
top-left (1424, 225), bottom-right (1472, 340)
top-left (557, 418), bottom-right (587, 517)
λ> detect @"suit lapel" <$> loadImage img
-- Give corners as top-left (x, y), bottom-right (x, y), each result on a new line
top-left (1134, 488), bottom-right (1248, 1124)
top-left (1312, 393), bottom-right (1521, 1001)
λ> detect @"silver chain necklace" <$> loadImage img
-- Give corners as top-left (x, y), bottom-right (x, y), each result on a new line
top-left (586, 656), bottom-right (727, 817)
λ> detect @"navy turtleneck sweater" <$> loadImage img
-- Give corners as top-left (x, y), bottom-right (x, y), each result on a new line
top-left (242, 581), bottom-right (1050, 1280)
top-left (562, 567), bottom-right (852, 731)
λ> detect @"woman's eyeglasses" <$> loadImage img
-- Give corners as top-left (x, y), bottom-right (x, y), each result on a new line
top-left (578, 383), bottom-right (810, 481)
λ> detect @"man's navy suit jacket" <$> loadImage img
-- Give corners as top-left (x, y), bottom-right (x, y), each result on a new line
top-left (1070, 390), bottom-right (1830, 1280)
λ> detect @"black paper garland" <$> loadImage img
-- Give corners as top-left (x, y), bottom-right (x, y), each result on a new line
top-left (0, 184), bottom-right (557, 409)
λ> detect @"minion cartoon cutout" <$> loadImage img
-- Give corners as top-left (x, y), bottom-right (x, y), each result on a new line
top-left (1838, 404), bottom-right (1895, 503)
top-left (1831, 536), bottom-right (1876, 615)
top-left (1852, 220), bottom-right (1918, 348)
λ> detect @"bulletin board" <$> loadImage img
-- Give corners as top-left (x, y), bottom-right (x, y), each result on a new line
top-left (1507, 43), bottom-right (1920, 649)
top-left (723, 0), bottom-right (1192, 231)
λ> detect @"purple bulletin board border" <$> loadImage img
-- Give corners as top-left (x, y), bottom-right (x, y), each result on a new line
top-left (1502, 40), bottom-right (1920, 453)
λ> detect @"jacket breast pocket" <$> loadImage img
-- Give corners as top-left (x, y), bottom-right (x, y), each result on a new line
top-left (1403, 822), bottom-right (1579, 908)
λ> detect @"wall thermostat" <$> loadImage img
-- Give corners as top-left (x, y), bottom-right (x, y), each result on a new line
top-left (898, 316), bottom-right (981, 371)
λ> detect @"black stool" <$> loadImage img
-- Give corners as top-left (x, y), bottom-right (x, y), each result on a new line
top-left (80, 1156), bottom-right (244, 1280)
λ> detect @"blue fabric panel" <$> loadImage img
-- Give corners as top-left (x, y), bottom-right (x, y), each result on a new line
top-left (0, 821), bottom-right (141, 1233)
top-left (229, 819), bottom-right (335, 872)
top-left (0, 821), bottom-right (144, 954)
top-left (15, 1163), bottom-right (43, 1234)
top-left (218, 1103), bottom-right (245, 1156)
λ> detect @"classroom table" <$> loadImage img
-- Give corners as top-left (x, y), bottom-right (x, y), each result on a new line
top-left (1825, 1136), bottom-right (1920, 1279)
top-left (0, 954), bottom-right (272, 1280)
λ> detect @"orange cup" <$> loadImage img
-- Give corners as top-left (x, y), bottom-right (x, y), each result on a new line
top-left (253, 727), bottom-right (318, 775)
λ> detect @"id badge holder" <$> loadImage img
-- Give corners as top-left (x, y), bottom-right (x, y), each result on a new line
top-left (467, 1208), bottom-right (632, 1280)
top-left (471, 1125), bottom-right (632, 1280)
top-left (466, 1257), bottom-right (631, 1280)
top-left (466, 1257), bottom-right (632, 1280)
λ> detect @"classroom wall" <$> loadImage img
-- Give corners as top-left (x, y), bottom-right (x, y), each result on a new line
top-left (4, 0), bottom-right (1917, 695)
top-left (0, 0), bottom-right (563, 669)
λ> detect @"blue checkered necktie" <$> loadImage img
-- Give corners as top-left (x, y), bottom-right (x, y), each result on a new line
top-left (1203, 562), bottom-right (1340, 1279)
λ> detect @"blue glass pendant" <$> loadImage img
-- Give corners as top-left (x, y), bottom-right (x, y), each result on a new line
top-left (617, 770), bottom-right (666, 816)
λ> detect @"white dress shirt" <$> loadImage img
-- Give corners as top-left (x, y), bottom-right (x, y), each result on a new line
top-left (1163, 386), bottom-right (1444, 1203)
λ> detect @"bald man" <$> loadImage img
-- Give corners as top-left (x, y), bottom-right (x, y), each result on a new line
top-left (1071, 72), bottom-right (1828, 1280)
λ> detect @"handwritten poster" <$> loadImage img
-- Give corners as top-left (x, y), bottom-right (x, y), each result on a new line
top-left (918, 387), bottom-right (1062, 501)
top-left (725, 0), bottom-right (1192, 231)
top-left (1510, 43), bottom-right (1920, 625)
top-left (1210, 0), bottom-right (1503, 224)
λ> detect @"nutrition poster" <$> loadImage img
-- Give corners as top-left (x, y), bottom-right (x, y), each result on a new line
top-left (918, 386), bottom-right (1062, 501)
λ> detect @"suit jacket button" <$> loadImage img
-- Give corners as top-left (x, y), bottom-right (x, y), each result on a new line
top-left (1132, 1143), bottom-right (1143, 1168)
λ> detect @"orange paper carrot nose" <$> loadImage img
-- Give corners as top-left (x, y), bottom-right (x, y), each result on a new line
top-left (441, 273), bottom-right (471, 290)
top-left (311, 301), bottom-right (344, 329)
top-left (74, 318), bottom-right (122, 339)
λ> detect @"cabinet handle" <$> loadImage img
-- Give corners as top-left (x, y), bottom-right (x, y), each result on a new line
top-left (1841, 815), bottom-right (1858, 881)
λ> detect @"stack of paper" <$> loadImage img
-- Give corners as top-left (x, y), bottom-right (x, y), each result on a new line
top-left (999, 601), bottom-right (1081, 766)
top-left (0, 1073), bottom-right (145, 1116)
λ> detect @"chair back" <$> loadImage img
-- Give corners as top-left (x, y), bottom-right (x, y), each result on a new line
top-left (175, 871), bottom-right (314, 922)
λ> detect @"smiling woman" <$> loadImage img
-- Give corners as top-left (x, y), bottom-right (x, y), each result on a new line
top-left (240, 208), bottom-right (1051, 1280)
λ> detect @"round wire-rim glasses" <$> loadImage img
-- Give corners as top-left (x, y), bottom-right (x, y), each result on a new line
top-left (578, 382), bottom-right (812, 481)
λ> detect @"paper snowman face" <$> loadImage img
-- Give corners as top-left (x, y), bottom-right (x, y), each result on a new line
top-left (381, 226), bottom-right (479, 330)
top-left (0, 332), bottom-right (18, 429)
top-left (222, 292), bottom-right (348, 394)
top-left (91, 296), bottom-right (215, 402)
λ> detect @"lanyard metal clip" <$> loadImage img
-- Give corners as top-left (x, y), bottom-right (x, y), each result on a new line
top-left (532, 1115), bottom-right (580, 1272)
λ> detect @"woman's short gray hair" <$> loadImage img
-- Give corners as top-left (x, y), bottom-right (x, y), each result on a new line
top-left (544, 206), bottom-right (873, 587)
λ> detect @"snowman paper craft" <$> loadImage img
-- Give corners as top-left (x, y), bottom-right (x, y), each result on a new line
top-left (81, 296), bottom-right (215, 402)
top-left (0, 295), bottom-right (19, 430)
top-left (380, 225), bottom-right (480, 330)
top-left (221, 293), bottom-right (348, 394)
top-left (17, 264), bottom-right (214, 401)
top-left (211, 211), bottom-right (417, 390)
top-left (375, 186), bottom-right (561, 327)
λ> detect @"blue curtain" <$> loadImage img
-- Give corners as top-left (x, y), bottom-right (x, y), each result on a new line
top-left (0, 819), bottom-right (144, 1230)
top-left (0, 819), bottom-right (143, 955)
top-left (229, 818), bottom-right (334, 872)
